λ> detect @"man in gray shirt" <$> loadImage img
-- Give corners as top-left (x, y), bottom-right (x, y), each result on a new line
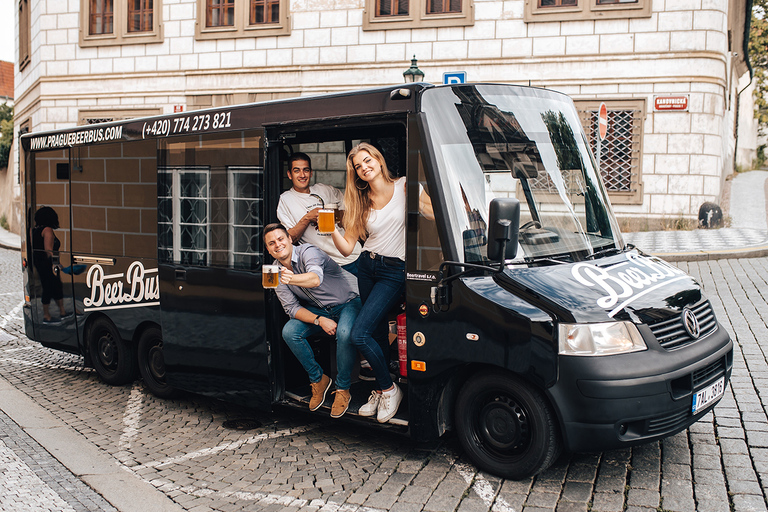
top-left (263, 223), bottom-right (361, 418)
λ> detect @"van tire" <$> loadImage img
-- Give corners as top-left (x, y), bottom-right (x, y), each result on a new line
top-left (138, 326), bottom-right (178, 399)
top-left (88, 317), bottom-right (137, 386)
top-left (455, 371), bottom-right (561, 480)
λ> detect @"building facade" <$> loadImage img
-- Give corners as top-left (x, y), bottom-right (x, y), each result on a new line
top-left (11, 0), bottom-right (755, 230)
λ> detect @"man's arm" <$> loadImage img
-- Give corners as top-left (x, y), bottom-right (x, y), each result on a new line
top-left (285, 209), bottom-right (319, 242)
top-left (277, 195), bottom-right (318, 243)
top-left (294, 306), bottom-right (337, 335)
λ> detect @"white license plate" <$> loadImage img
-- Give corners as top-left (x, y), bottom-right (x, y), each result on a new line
top-left (692, 376), bottom-right (725, 414)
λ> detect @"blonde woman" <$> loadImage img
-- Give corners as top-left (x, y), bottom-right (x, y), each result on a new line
top-left (331, 143), bottom-right (405, 423)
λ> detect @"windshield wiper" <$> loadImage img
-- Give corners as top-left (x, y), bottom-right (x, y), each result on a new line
top-left (584, 245), bottom-right (625, 260)
top-left (521, 255), bottom-right (571, 266)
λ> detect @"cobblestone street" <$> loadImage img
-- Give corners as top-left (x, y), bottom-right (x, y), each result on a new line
top-left (2, 245), bottom-right (768, 511)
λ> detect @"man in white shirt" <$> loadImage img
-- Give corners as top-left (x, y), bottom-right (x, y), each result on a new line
top-left (277, 152), bottom-right (362, 279)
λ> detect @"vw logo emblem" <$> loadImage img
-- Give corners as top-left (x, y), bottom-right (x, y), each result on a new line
top-left (682, 308), bottom-right (700, 339)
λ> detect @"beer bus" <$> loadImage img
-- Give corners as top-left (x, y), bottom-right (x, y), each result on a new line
top-left (19, 83), bottom-right (733, 479)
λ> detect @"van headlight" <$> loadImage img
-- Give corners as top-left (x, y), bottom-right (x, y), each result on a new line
top-left (558, 321), bottom-right (646, 356)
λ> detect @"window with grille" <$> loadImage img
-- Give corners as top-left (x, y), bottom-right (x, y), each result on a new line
top-left (90, 0), bottom-right (114, 35)
top-left (196, 0), bottom-right (290, 38)
top-left (377, 0), bottom-right (409, 16)
top-left (427, 0), bottom-right (461, 14)
top-left (128, 0), bottom-right (153, 32)
top-left (19, 0), bottom-right (30, 71)
top-left (364, 0), bottom-right (472, 29)
top-left (249, 0), bottom-right (280, 24)
top-left (539, 0), bottom-right (577, 7)
top-left (525, 0), bottom-right (648, 21)
top-left (207, 0), bottom-right (235, 27)
top-left (574, 99), bottom-right (645, 204)
top-left (80, 0), bottom-right (163, 47)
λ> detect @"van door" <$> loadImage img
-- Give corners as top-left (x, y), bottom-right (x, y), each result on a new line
top-left (157, 130), bottom-right (273, 410)
top-left (28, 149), bottom-right (79, 352)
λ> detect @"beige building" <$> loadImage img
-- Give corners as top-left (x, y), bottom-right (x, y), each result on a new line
top-left (10, 0), bottom-right (755, 231)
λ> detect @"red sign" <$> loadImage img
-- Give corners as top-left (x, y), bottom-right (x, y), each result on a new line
top-left (174, 105), bottom-right (184, 113)
top-left (654, 96), bottom-right (688, 111)
top-left (598, 103), bottom-right (608, 141)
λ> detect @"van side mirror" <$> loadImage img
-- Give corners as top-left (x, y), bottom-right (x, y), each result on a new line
top-left (487, 198), bottom-right (520, 262)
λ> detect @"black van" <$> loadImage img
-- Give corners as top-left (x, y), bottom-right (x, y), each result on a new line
top-left (20, 83), bottom-right (733, 479)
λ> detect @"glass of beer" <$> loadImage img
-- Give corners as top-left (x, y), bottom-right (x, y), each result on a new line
top-left (262, 265), bottom-right (280, 288)
top-left (317, 208), bottom-right (336, 234)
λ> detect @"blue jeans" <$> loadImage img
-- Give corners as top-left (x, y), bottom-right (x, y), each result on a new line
top-left (282, 297), bottom-right (361, 390)
top-left (351, 253), bottom-right (405, 390)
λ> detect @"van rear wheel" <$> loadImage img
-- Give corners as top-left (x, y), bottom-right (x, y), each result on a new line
top-left (455, 371), bottom-right (560, 480)
top-left (138, 326), bottom-right (177, 398)
top-left (88, 317), bottom-right (137, 385)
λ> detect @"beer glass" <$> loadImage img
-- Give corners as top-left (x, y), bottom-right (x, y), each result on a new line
top-left (262, 265), bottom-right (280, 288)
top-left (317, 208), bottom-right (335, 234)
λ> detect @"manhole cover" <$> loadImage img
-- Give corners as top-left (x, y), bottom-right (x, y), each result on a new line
top-left (223, 419), bottom-right (262, 430)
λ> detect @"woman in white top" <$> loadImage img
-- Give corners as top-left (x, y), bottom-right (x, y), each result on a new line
top-left (331, 143), bottom-right (405, 423)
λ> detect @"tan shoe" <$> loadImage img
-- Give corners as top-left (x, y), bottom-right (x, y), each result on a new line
top-left (330, 389), bottom-right (351, 418)
top-left (309, 374), bottom-right (332, 411)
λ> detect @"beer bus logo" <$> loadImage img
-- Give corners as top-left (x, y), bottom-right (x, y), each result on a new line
top-left (571, 252), bottom-right (688, 318)
top-left (83, 261), bottom-right (160, 312)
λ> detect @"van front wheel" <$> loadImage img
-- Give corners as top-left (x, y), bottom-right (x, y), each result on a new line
top-left (88, 318), bottom-right (137, 386)
top-left (138, 326), bottom-right (177, 399)
top-left (455, 371), bottom-right (560, 480)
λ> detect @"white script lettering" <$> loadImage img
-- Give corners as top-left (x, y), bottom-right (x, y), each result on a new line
top-left (571, 253), bottom-right (687, 316)
top-left (84, 261), bottom-right (160, 311)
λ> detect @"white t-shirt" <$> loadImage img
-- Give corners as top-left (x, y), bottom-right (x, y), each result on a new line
top-left (277, 183), bottom-right (362, 267)
top-left (364, 177), bottom-right (406, 261)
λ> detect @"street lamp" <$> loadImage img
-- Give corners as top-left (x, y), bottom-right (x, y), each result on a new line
top-left (403, 55), bottom-right (425, 83)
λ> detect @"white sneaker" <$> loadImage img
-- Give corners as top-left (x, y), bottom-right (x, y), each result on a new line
top-left (358, 391), bottom-right (381, 417)
top-left (377, 383), bottom-right (402, 423)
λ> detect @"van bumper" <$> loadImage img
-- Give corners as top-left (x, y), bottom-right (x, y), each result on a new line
top-left (548, 327), bottom-right (733, 453)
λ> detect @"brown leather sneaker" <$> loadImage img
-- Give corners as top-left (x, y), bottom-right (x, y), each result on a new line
top-left (330, 389), bottom-right (351, 418)
top-left (309, 374), bottom-right (332, 411)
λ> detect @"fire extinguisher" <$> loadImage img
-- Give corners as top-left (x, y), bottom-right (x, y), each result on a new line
top-left (397, 312), bottom-right (407, 377)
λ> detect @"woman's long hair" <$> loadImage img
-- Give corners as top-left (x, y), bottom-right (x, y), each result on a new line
top-left (343, 143), bottom-right (394, 241)
top-left (34, 206), bottom-right (59, 229)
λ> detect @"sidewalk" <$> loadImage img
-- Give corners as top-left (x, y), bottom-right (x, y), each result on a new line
top-left (0, 225), bottom-right (19, 251)
top-left (624, 169), bottom-right (768, 262)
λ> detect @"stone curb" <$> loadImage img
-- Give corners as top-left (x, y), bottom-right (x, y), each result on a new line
top-left (651, 244), bottom-right (768, 262)
top-left (0, 375), bottom-right (184, 512)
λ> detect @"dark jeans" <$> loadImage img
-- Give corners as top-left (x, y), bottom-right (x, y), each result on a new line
top-left (282, 298), bottom-right (361, 390)
top-left (351, 252), bottom-right (405, 390)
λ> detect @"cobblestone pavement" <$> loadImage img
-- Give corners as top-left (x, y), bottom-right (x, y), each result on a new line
top-left (3, 245), bottom-right (768, 511)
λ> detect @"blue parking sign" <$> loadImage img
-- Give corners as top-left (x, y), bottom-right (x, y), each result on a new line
top-left (443, 72), bottom-right (467, 85)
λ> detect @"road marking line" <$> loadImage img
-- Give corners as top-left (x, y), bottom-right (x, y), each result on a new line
top-left (118, 384), bottom-right (144, 454)
top-left (0, 300), bottom-right (24, 330)
top-left (456, 461), bottom-right (517, 512)
top-left (133, 423), bottom-right (321, 470)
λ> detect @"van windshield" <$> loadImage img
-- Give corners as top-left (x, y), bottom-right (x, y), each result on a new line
top-left (422, 85), bottom-right (624, 264)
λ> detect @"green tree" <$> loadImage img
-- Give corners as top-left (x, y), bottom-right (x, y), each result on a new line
top-left (751, 1), bottom-right (768, 133)
top-left (0, 103), bottom-right (12, 168)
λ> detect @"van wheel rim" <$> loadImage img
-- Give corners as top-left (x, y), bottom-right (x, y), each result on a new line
top-left (148, 344), bottom-right (166, 381)
top-left (477, 396), bottom-right (529, 453)
top-left (98, 333), bottom-right (117, 369)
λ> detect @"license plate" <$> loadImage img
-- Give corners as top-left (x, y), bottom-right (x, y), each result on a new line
top-left (692, 377), bottom-right (725, 414)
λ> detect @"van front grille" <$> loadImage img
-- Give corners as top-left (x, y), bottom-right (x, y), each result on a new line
top-left (648, 300), bottom-right (717, 350)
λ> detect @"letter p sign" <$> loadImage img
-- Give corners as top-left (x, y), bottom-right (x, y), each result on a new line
top-left (443, 72), bottom-right (467, 85)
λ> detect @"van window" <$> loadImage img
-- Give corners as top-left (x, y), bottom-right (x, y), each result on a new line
top-left (71, 140), bottom-right (157, 259)
top-left (158, 130), bottom-right (264, 269)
